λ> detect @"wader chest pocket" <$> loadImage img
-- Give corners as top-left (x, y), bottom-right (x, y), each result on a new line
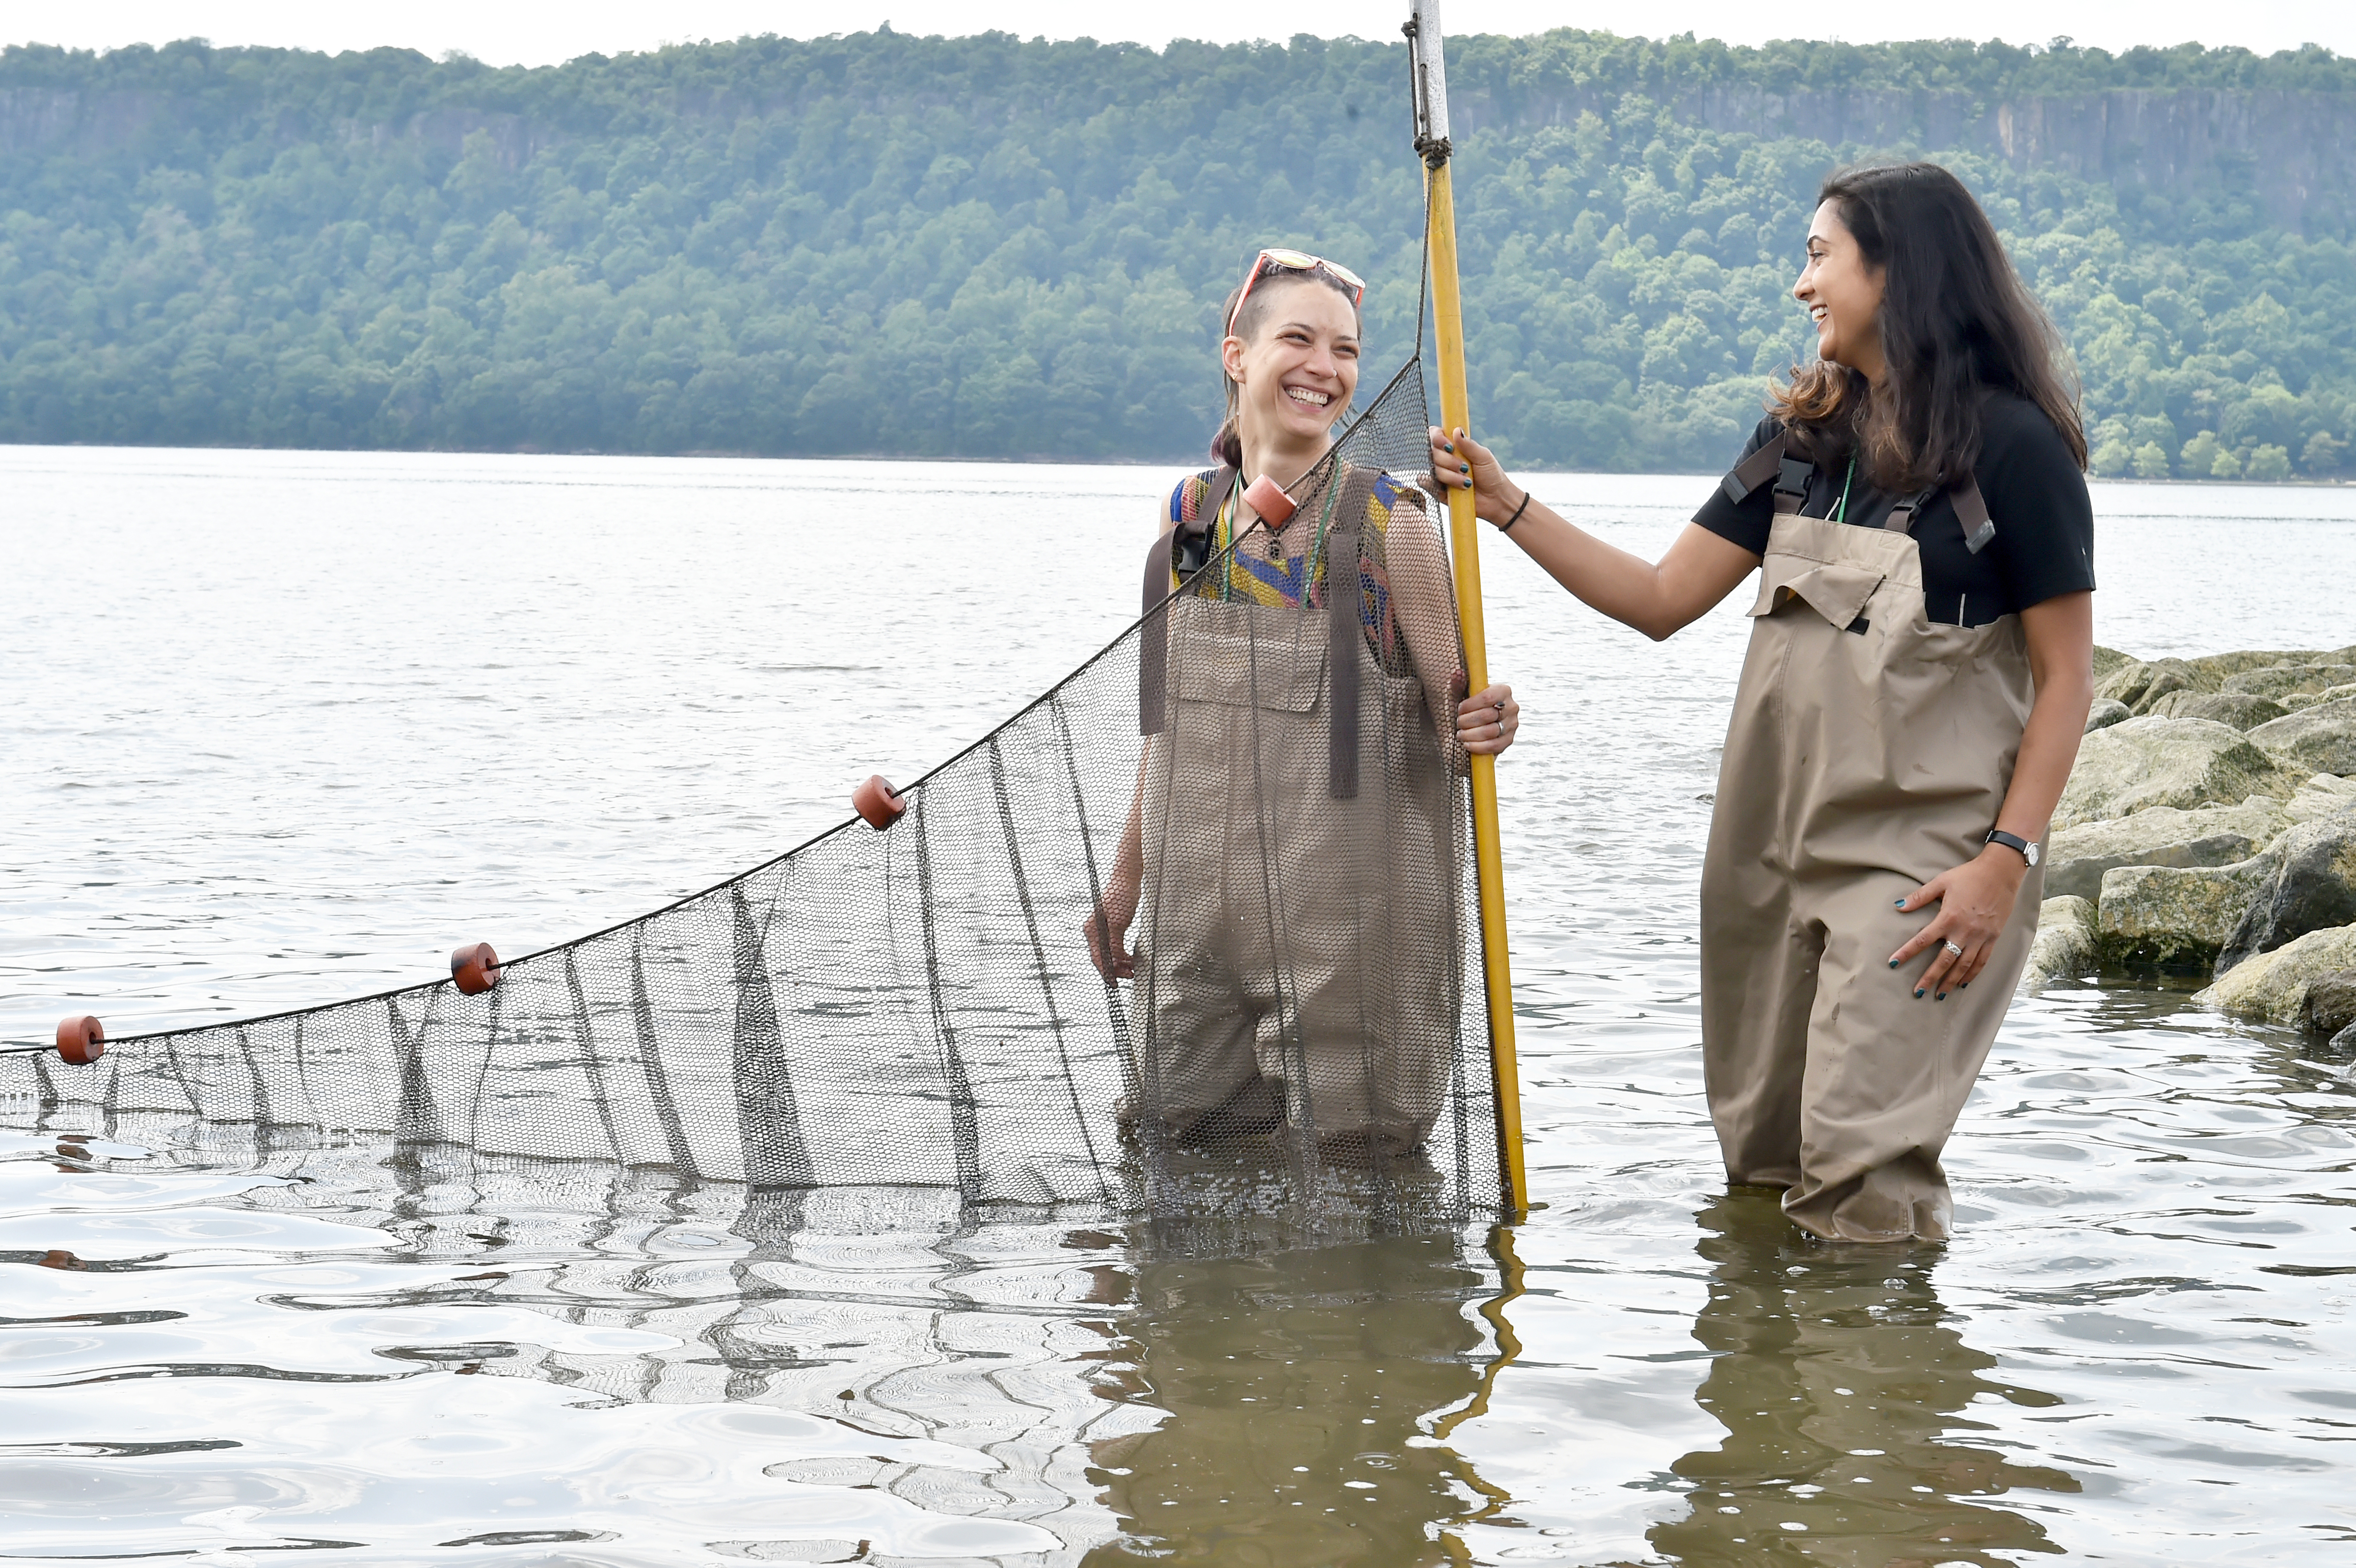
top-left (1747, 560), bottom-right (1885, 634)
top-left (1167, 601), bottom-right (1328, 712)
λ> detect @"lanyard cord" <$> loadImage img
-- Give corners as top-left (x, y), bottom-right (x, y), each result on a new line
top-left (1831, 453), bottom-right (1857, 524)
top-left (1215, 467), bottom-right (1339, 604)
top-left (1309, 473), bottom-right (1339, 591)
top-left (1215, 486), bottom-right (1232, 601)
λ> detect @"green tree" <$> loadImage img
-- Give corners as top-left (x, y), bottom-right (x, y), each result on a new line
top-left (1, 31), bottom-right (2351, 474)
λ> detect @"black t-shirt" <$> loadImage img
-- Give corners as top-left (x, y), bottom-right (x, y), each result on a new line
top-left (1691, 394), bottom-right (2095, 626)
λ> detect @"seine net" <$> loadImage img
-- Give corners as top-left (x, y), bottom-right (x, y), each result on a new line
top-left (7, 353), bottom-right (1502, 1228)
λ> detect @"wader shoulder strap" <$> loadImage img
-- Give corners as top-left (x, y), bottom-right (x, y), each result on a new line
top-left (1324, 466), bottom-right (1379, 800)
top-left (1719, 431), bottom-right (1812, 515)
top-left (1884, 474), bottom-right (1997, 554)
top-left (1139, 466), bottom-right (1238, 736)
top-left (1953, 477), bottom-right (1997, 554)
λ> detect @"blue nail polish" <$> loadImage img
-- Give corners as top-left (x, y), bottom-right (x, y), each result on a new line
top-left (1913, 988), bottom-right (1925, 998)
top-left (1935, 992), bottom-right (1947, 1001)
top-left (1957, 982), bottom-right (1968, 989)
top-left (1887, 960), bottom-right (1898, 969)
top-left (1893, 898), bottom-right (1906, 906)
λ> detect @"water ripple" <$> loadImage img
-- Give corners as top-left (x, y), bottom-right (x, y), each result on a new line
top-left (4, 450), bottom-right (2354, 1561)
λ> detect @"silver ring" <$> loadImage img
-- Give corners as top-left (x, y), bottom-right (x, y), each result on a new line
top-left (1943, 940), bottom-right (1964, 956)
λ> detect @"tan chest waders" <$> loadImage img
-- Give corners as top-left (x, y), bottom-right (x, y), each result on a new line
top-left (1134, 472), bottom-right (1460, 1170)
top-left (1700, 443), bottom-right (2043, 1241)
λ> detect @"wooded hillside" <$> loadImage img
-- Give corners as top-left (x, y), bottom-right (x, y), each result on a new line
top-left (2, 29), bottom-right (2351, 474)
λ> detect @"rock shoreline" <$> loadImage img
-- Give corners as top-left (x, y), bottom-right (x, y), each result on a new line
top-left (2022, 643), bottom-right (2356, 1050)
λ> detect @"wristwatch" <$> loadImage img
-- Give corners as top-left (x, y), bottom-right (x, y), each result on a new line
top-left (1984, 828), bottom-right (2040, 867)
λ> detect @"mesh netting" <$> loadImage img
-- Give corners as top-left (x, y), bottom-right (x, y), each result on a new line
top-left (7, 354), bottom-right (1501, 1228)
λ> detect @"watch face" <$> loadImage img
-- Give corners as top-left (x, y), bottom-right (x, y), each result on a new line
top-left (2025, 841), bottom-right (2041, 867)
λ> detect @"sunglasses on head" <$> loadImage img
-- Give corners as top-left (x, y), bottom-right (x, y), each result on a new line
top-left (1227, 248), bottom-right (1367, 333)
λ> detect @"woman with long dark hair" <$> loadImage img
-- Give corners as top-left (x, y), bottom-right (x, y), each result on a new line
top-left (1432, 162), bottom-right (2096, 1240)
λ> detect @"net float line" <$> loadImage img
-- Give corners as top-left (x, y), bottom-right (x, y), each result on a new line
top-left (451, 943), bottom-right (503, 996)
top-left (0, 1016), bottom-right (107, 1065)
top-left (1241, 474), bottom-right (1296, 527)
top-left (13, 950), bottom-right (506, 1068)
top-left (853, 775), bottom-right (907, 830)
top-left (12, 764), bottom-right (910, 1059)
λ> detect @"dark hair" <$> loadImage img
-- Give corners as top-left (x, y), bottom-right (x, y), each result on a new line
top-left (1209, 261), bottom-right (1362, 469)
top-left (1771, 161), bottom-right (2086, 489)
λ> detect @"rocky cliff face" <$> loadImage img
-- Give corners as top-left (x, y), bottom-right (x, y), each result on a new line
top-left (3, 73), bottom-right (2350, 232)
top-left (1455, 83), bottom-right (2352, 231)
top-left (0, 88), bottom-right (550, 169)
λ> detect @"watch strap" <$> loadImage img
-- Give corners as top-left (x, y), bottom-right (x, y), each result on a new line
top-left (1984, 828), bottom-right (2035, 862)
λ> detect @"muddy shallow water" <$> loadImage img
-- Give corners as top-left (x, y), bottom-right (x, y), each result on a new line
top-left (4, 448), bottom-right (2354, 1564)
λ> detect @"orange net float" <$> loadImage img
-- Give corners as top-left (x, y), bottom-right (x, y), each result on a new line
top-left (450, 942), bottom-right (503, 996)
top-left (852, 774), bottom-right (907, 831)
top-left (54, 1015), bottom-right (105, 1066)
top-left (1242, 473), bottom-right (1296, 527)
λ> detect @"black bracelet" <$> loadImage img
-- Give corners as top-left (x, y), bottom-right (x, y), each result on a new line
top-left (1496, 488), bottom-right (1532, 534)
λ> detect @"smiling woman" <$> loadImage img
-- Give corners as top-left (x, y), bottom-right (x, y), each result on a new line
top-left (1081, 246), bottom-right (1519, 1168)
top-left (1432, 162), bottom-right (2100, 1243)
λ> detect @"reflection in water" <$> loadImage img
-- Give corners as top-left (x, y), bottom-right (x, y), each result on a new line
top-left (3, 1126), bottom-right (1511, 1562)
top-left (1085, 1235), bottom-right (1492, 1567)
top-left (12, 456), bottom-right (2356, 1559)
top-left (1654, 1192), bottom-right (2080, 1567)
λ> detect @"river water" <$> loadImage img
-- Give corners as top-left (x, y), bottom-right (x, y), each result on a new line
top-left (4, 445), bottom-right (2354, 1565)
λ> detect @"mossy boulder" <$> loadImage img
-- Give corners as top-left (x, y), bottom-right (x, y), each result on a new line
top-left (2044, 797), bottom-right (2287, 902)
top-left (2019, 896), bottom-right (2097, 990)
top-left (2096, 658), bottom-right (2203, 714)
top-left (2054, 717), bottom-right (2300, 830)
top-left (2216, 815), bottom-right (2356, 974)
top-left (2144, 690), bottom-right (2289, 730)
top-left (2282, 683), bottom-right (2356, 713)
top-left (2198, 923), bottom-right (2356, 1025)
top-left (2283, 772), bottom-right (2356, 824)
top-left (2249, 698), bottom-right (2356, 777)
top-left (2084, 697), bottom-right (2132, 733)
top-left (2097, 858), bottom-right (2275, 969)
top-left (2301, 970), bottom-right (2356, 1037)
top-left (2221, 663), bottom-right (2356, 701)
top-left (2183, 649), bottom-right (2339, 686)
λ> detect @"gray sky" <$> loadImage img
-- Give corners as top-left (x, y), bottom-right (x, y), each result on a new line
top-left (10, 2), bottom-right (2351, 66)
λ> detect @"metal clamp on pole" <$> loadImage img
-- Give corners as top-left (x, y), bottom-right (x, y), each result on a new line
top-left (1407, 0), bottom-right (1527, 1216)
top-left (1403, 5), bottom-right (1452, 167)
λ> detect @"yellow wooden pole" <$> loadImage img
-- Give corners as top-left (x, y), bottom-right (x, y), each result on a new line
top-left (1424, 157), bottom-right (1526, 1215)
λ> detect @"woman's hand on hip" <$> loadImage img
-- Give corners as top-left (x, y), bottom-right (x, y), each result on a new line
top-left (1888, 847), bottom-right (2027, 999)
top-left (1426, 426), bottom-right (1522, 526)
top-left (1456, 682), bottom-right (1519, 755)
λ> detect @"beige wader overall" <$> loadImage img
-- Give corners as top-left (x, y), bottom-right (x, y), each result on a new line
top-left (1132, 470), bottom-right (1458, 1158)
top-left (1700, 446), bottom-right (2042, 1242)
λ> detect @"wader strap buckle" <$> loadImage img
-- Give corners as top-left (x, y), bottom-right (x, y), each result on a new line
top-left (1883, 476), bottom-right (1997, 553)
top-left (1884, 487), bottom-right (1939, 534)
top-left (1140, 465), bottom-right (1238, 736)
top-left (1771, 457), bottom-right (1812, 514)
